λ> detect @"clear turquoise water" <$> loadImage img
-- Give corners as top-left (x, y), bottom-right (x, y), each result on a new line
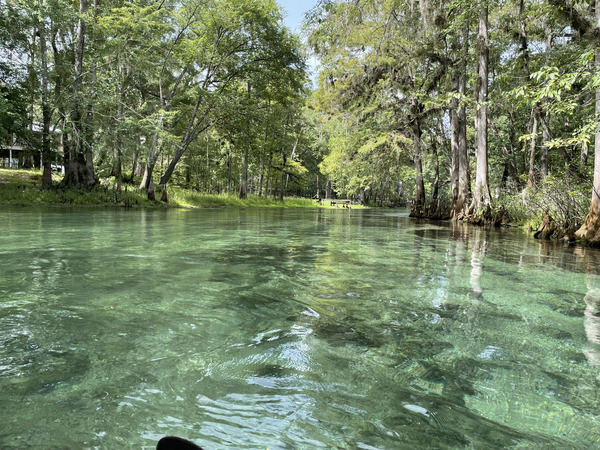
top-left (0, 207), bottom-right (599, 449)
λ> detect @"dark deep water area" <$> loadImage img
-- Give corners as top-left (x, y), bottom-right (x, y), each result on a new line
top-left (1, 207), bottom-right (599, 448)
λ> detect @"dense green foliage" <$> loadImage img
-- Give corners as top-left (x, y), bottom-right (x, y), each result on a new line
top-left (2, 0), bottom-right (600, 239)
top-left (304, 0), bottom-right (600, 236)
top-left (0, 0), bottom-right (315, 199)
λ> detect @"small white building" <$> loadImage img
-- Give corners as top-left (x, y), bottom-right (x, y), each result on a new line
top-left (0, 123), bottom-right (63, 172)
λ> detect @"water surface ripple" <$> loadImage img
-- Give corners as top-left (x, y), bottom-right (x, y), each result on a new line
top-left (1, 207), bottom-right (599, 448)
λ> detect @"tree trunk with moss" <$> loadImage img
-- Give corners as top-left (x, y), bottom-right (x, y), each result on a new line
top-left (450, 71), bottom-right (460, 211)
top-left (470, 7), bottom-right (492, 217)
top-left (454, 20), bottom-right (470, 219)
top-left (62, 0), bottom-right (96, 190)
top-left (428, 133), bottom-right (442, 219)
top-left (409, 100), bottom-right (426, 217)
top-left (576, 0), bottom-right (600, 244)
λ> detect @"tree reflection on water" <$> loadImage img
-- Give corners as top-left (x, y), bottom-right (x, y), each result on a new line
top-left (575, 246), bottom-right (600, 370)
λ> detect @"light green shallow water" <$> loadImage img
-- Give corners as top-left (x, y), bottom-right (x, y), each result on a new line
top-left (0, 207), bottom-right (599, 449)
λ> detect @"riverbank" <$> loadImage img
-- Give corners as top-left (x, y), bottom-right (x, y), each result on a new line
top-left (0, 169), bottom-right (586, 244)
top-left (0, 169), bottom-right (362, 209)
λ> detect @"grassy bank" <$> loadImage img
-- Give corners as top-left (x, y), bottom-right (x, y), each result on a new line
top-left (0, 169), bottom-right (360, 209)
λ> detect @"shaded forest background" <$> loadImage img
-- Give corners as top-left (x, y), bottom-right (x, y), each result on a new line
top-left (2, 0), bottom-right (600, 241)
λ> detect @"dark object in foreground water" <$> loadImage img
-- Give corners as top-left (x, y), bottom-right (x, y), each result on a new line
top-left (157, 436), bottom-right (204, 450)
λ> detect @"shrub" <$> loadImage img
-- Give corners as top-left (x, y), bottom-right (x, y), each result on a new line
top-left (499, 173), bottom-right (590, 232)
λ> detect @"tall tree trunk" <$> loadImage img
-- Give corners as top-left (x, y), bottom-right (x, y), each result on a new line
top-left (239, 83), bottom-right (251, 200)
top-left (540, 23), bottom-right (552, 178)
top-left (280, 151), bottom-right (286, 201)
top-left (113, 63), bottom-right (125, 193)
top-left (239, 142), bottom-right (249, 200)
top-left (140, 164), bottom-right (148, 191)
top-left (581, 138), bottom-right (589, 166)
top-left (265, 151), bottom-right (273, 196)
top-left (527, 113), bottom-right (538, 187)
top-left (450, 71), bottom-right (460, 212)
top-left (316, 174), bottom-right (320, 199)
top-left (139, 66), bottom-right (188, 197)
top-left (29, 28), bottom-right (36, 143)
top-left (227, 141), bottom-right (233, 193)
top-left (206, 131), bottom-right (210, 191)
top-left (159, 121), bottom-right (211, 190)
top-left (492, 111), bottom-right (521, 190)
top-left (62, 0), bottom-right (96, 189)
top-left (147, 46), bottom-right (217, 192)
top-left (457, 21), bottom-right (471, 215)
top-left (83, 0), bottom-right (100, 188)
top-left (429, 134), bottom-right (441, 218)
top-left (258, 128), bottom-right (268, 197)
top-left (471, 7), bottom-right (491, 213)
top-left (38, 18), bottom-right (52, 190)
top-left (409, 100), bottom-right (426, 217)
top-left (258, 156), bottom-right (265, 197)
top-left (285, 135), bottom-right (301, 190)
top-left (139, 130), bottom-right (161, 201)
top-left (540, 111), bottom-right (550, 177)
top-left (130, 141), bottom-right (140, 180)
top-left (114, 126), bottom-right (123, 194)
top-left (145, 165), bottom-right (156, 201)
top-left (521, 0), bottom-right (540, 189)
top-left (83, 52), bottom-right (96, 187)
top-left (521, 5), bottom-right (548, 184)
top-left (576, 0), bottom-right (600, 243)
top-left (518, 0), bottom-right (530, 73)
top-left (50, 23), bottom-right (67, 177)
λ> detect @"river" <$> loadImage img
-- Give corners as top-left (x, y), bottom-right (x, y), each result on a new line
top-left (0, 207), bottom-right (599, 448)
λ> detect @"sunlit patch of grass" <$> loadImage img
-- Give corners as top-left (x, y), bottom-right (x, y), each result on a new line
top-left (0, 168), bottom-right (43, 187)
top-left (0, 169), bottom-right (153, 207)
top-left (0, 183), bottom-right (155, 207)
top-left (0, 169), bottom-right (346, 209)
top-left (167, 186), bottom-right (323, 209)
